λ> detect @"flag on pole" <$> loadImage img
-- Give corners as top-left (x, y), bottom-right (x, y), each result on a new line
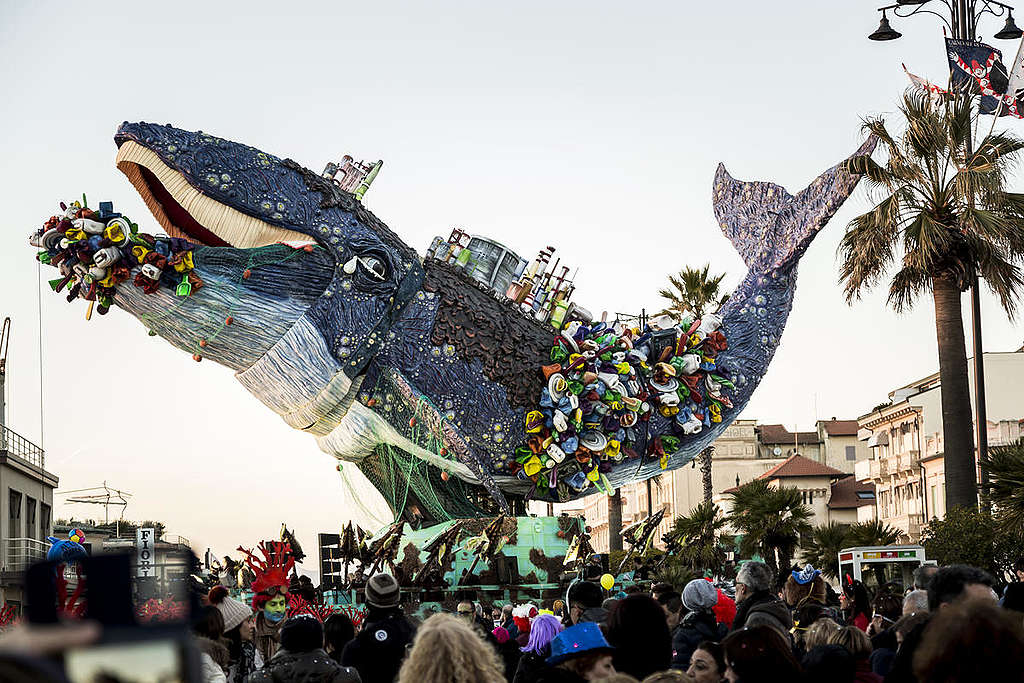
top-left (1004, 34), bottom-right (1024, 108)
top-left (946, 37), bottom-right (1023, 118)
top-left (903, 63), bottom-right (947, 101)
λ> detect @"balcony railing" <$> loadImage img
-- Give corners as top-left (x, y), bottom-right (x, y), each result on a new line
top-left (0, 425), bottom-right (45, 470)
top-left (5, 537), bottom-right (48, 572)
top-left (163, 534), bottom-right (191, 548)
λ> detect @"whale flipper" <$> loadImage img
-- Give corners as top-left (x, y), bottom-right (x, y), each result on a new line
top-left (714, 136), bottom-right (878, 272)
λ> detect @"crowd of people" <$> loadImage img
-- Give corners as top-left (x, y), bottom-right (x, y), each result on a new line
top-left (187, 560), bottom-right (1024, 683)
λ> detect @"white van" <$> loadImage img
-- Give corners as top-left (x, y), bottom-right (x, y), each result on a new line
top-left (838, 545), bottom-right (929, 593)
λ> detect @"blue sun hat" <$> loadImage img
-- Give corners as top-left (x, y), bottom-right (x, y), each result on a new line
top-left (792, 564), bottom-right (821, 585)
top-left (547, 622), bottom-right (614, 665)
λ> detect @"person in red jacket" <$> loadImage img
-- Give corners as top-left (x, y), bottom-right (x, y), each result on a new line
top-left (841, 577), bottom-right (872, 632)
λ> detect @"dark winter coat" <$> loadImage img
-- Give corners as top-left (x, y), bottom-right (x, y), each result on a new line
top-left (733, 590), bottom-right (792, 633)
top-left (339, 609), bottom-right (414, 683)
top-left (514, 651), bottom-right (550, 683)
top-left (733, 593), bottom-right (778, 630)
top-left (244, 648), bottom-right (360, 683)
top-left (578, 606), bottom-right (608, 626)
top-left (533, 665), bottom-right (587, 683)
top-left (493, 637), bottom-right (521, 682)
top-left (671, 609), bottom-right (727, 670)
top-left (854, 658), bottom-right (884, 683)
top-left (869, 628), bottom-right (898, 678)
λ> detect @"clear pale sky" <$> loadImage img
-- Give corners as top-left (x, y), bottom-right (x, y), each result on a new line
top-left (2, 1), bottom-right (1022, 570)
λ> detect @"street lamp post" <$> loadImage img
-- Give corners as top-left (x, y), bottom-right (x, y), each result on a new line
top-left (866, 0), bottom-right (1021, 513)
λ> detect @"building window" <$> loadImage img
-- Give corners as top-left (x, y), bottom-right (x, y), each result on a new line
top-left (9, 490), bottom-right (22, 538)
top-left (846, 446), bottom-right (856, 461)
top-left (809, 490), bottom-right (814, 504)
top-left (26, 498), bottom-right (36, 539)
top-left (40, 503), bottom-right (51, 538)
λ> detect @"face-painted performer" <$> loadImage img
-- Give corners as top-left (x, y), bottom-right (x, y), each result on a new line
top-left (238, 541), bottom-right (295, 664)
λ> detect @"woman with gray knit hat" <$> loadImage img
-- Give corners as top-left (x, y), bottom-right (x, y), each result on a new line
top-left (340, 572), bottom-right (415, 683)
top-left (209, 586), bottom-right (259, 682)
top-left (671, 579), bottom-right (727, 670)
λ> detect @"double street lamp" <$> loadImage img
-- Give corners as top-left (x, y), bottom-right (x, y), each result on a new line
top-left (865, 0), bottom-right (1022, 511)
top-left (869, 0), bottom-right (1022, 41)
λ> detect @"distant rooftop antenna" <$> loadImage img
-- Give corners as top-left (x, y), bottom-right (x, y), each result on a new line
top-left (59, 481), bottom-right (132, 524)
top-left (0, 317), bottom-right (10, 429)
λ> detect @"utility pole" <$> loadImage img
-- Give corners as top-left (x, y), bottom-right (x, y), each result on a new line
top-left (0, 318), bottom-right (10, 433)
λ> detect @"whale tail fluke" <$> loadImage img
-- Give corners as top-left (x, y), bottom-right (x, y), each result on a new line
top-left (712, 136), bottom-right (877, 272)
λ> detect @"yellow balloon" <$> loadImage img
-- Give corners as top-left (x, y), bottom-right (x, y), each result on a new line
top-left (600, 573), bottom-right (615, 591)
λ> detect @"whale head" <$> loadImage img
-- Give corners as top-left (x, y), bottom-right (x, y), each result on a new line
top-left (42, 122), bottom-right (425, 433)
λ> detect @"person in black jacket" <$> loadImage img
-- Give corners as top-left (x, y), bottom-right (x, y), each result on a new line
top-left (245, 614), bottom-right (360, 683)
top-left (732, 561), bottom-right (792, 636)
top-left (490, 626), bottom-right (520, 682)
top-left (323, 613), bottom-right (355, 665)
top-left (565, 581), bottom-right (607, 627)
top-left (340, 573), bottom-right (414, 683)
top-left (605, 594), bottom-right (672, 679)
top-left (671, 580), bottom-right (726, 670)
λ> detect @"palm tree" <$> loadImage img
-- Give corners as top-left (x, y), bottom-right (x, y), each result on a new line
top-left (845, 519), bottom-right (905, 587)
top-left (657, 263), bottom-right (729, 321)
top-left (699, 447), bottom-right (714, 503)
top-left (841, 90), bottom-right (1024, 511)
top-left (665, 500), bottom-right (728, 575)
top-left (728, 480), bottom-right (813, 584)
top-left (982, 438), bottom-right (1024, 529)
top-left (608, 488), bottom-right (623, 552)
top-left (847, 520), bottom-right (903, 547)
top-left (801, 522), bottom-right (852, 580)
top-left (658, 265), bottom-right (730, 503)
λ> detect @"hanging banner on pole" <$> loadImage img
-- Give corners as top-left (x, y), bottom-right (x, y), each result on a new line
top-left (946, 37), bottom-right (1024, 117)
top-left (137, 527), bottom-right (156, 578)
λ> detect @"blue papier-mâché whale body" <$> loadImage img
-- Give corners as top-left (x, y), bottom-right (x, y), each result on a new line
top-left (31, 123), bottom-right (875, 524)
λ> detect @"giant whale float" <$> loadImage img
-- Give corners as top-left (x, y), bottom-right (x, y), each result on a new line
top-left (30, 123), bottom-right (874, 525)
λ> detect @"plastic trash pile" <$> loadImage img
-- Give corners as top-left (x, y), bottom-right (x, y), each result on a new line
top-left (517, 314), bottom-right (733, 498)
top-left (29, 196), bottom-right (202, 318)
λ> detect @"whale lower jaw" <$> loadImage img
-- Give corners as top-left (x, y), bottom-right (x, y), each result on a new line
top-left (236, 315), bottom-right (363, 435)
top-left (234, 314), bottom-right (480, 482)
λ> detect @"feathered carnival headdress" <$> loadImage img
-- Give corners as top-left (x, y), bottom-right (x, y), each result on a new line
top-left (512, 603), bottom-right (538, 633)
top-left (238, 541), bottom-right (294, 610)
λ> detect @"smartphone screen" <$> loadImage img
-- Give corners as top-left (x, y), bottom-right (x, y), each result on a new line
top-left (64, 639), bottom-right (188, 683)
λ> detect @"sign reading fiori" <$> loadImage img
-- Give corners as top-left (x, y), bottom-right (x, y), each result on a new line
top-left (137, 527), bottom-right (156, 577)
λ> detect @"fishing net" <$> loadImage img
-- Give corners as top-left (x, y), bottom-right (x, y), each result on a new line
top-left (351, 369), bottom-right (498, 524)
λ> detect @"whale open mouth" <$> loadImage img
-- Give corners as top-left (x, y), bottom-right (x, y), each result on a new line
top-left (116, 140), bottom-right (309, 249)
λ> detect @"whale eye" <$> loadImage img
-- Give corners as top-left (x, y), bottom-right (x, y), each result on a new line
top-left (358, 254), bottom-right (387, 281)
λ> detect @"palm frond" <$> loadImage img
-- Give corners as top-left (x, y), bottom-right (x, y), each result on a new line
top-left (840, 88), bottom-right (1024, 319)
top-left (982, 439), bottom-right (1024, 529)
top-left (800, 522), bottom-right (851, 580)
top-left (847, 520), bottom-right (903, 547)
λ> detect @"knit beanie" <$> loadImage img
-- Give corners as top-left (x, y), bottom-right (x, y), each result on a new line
top-left (683, 578), bottom-right (718, 612)
top-left (208, 586), bottom-right (253, 632)
top-left (365, 572), bottom-right (401, 609)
